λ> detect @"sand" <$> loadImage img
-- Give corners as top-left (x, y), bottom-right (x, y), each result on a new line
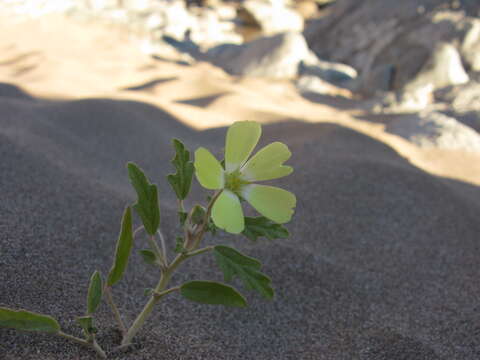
top-left (1, 14), bottom-right (480, 360)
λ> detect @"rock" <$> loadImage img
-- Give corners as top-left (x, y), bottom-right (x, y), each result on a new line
top-left (189, 8), bottom-right (242, 47)
top-left (435, 82), bottom-right (480, 111)
top-left (396, 84), bottom-right (435, 112)
top-left (206, 32), bottom-right (310, 78)
top-left (461, 19), bottom-right (480, 71)
top-left (403, 43), bottom-right (469, 92)
top-left (238, 0), bottom-right (304, 35)
top-left (434, 82), bottom-right (480, 132)
top-left (304, 0), bottom-right (480, 95)
top-left (160, 1), bottom-right (195, 40)
top-left (386, 111), bottom-right (480, 152)
top-left (296, 75), bottom-right (353, 97)
top-left (294, 0), bottom-right (318, 20)
top-left (299, 57), bottom-right (357, 87)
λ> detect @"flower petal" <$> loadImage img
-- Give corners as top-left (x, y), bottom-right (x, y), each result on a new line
top-left (242, 184), bottom-right (296, 224)
top-left (194, 147), bottom-right (224, 190)
top-left (241, 142), bottom-right (293, 181)
top-left (211, 190), bottom-right (245, 234)
top-left (225, 121), bottom-right (261, 173)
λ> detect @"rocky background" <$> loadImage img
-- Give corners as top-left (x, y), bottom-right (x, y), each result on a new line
top-left (3, 0), bottom-right (479, 153)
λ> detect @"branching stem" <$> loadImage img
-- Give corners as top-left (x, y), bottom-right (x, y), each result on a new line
top-left (58, 331), bottom-right (106, 359)
top-left (104, 286), bottom-right (127, 336)
top-left (120, 191), bottom-right (220, 347)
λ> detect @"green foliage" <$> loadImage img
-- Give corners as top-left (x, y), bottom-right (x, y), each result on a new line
top-left (107, 207), bottom-right (134, 287)
top-left (127, 162), bottom-right (160, 235)
top-left (190, 205), bottom-right (206, 225)
top-left (87, 271), bottom-right (103, 314)
top-left (180, 281), bottom-right (247, 307)
top-left (178, 211), bottom-right (188, 226)
top-left (214, 245), bottom-right (273, 299)
top-left (167, 139), bottom-right (194, 201)
top-left (242, 216), bottom-right (289, 242)
top-left (139, 249), bottom-right (157, 265)
top-left (1, 122), bottom-right (293, 356)
top-left (76, 315), bottom-right (96, 336)
top-left (174, 236), bottom-right (187, 254)
top-left (0, 308), bottom-right (60, 333)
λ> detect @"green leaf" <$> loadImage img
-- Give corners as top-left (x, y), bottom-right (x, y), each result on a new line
top-left (76, 315), bottom-right (96, 335)
top-left (127, 162), bottom-right (160, 235)
top-left (139, 249), bottom-right (157, 265)
top-left (0, 307), bottom-right (60, 333)
top-left (190, 205), bottom-right (206, 225)
top-left (107, 207), bottom-right (134, 287)
top-left (174, 236), bottom-right (187, 254)
top-left (167, 139), bottom-right (194, 200)
top-left (242, 216), bottom-right (289, 242)
top-left (178, 211), bottom-right (188, 226)
top-left (214, 245), bottom-right (274, 299)
top-left (180, 281), bottom-right (247, 307)
top-left (87, 271), bottom-right (103, 314)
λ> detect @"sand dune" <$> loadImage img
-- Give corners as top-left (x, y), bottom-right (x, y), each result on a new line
top-left (1, 14), bottom-right (480, 360)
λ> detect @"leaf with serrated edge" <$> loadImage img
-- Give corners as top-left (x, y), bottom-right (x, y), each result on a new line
top-left (139, 249), bottom-right (157, 265)
top-left (180, 281), bottom-right (247, 307)
top-left (127, 162), bottom-right (160, 235)
top-left (107, 207), bottom-right (134, 286)
top-left (87, 271), bottom-right (103, 314)
top-left (242, 216), bottom-right (289, 242)
top-left (167, 139), bottom-right (194, 200)
top-left (0, 307), bottom-right (60, 333)
top-left (214, 245), bottom-right (274, 299)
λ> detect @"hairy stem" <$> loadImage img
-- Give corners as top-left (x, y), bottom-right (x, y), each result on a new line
top-left (104, 286), bottom-right (127, 336)
top-left (58, 331), bottom-right (106, 359)
top-left (121, 192), bottom-right (221, 346)
top-left (121, 267), bottom-right (174, 346)
top-left (147, 234), bottom-right (165, 267)
top-left (157, 230), bottom-right (168, 267)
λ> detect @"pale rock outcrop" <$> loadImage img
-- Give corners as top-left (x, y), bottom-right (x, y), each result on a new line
top-left (207, 32), bottom-right (310, 78)
top-left (386, 111), bottom-right (480, 153)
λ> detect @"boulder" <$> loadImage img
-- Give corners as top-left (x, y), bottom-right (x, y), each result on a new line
top-left (461, 19), bottom-right (480, 72)
top-left (435, 82), bottom-right (480, 111)
top-left (403, 43), bottom-right (469, 92)
top-left (206, 32), bottom-right (310, 78)
top-left (238, 0), bottom-right (303, 35)
top-left (305, 0), bottom-right (480, 95)
top-left (296, 75), bottom-right (353, 97)
top-left (299, 57), bottom-right (357, 87)
top-left (385, 111), bottom-right (480, 152)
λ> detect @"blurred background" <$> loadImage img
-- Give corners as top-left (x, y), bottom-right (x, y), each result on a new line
top-left (1, 0), bottom-right (480, 164)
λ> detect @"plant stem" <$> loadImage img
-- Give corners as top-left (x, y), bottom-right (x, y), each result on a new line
top-left (153, 286), bottom-right (180, 298)
top-left (58, 331), bottom-right (89, 346)
top-left (191, 191), bottom-right (221, 250)
top-left (187, 246), bottom-right (214, 258)
top-left (121, 270), bottom-right (169, 345)
top-left (91, 339), bottom-right (107, 359)
top-left (133, 226), bottom-right (144, 238)
top-left (58, 331), bottom-right (107, 359)
top-left (157, 230), bottom-right (168, 267)
top-left (121, 192), bottom-right (221, 347)
top-left (178, 199), bottom-right (185, 213)
top-left (147, 234), bottom-right (165, 267)
top-left (104, 286), bottom-right (127, 336)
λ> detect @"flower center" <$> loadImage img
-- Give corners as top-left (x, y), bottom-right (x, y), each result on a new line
top-left (224, 170), bottom-right (249, 194)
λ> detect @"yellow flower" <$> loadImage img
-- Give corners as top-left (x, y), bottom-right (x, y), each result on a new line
top-left (194, 121), bottom-right (296, 234)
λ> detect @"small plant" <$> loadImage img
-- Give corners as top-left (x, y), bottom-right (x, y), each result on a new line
top-left (0, 121), bottom-right (296, 358)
